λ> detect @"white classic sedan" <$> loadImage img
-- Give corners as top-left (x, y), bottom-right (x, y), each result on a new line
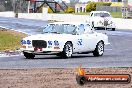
top-left (21, 22), bottom-right (109, 59)
top-left (89, 11), bottom-right (116, 31)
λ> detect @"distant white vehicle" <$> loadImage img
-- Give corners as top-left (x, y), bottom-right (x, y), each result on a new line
top-left (21, 22), bottom-right (109, 59)
top-left (89, 11), bottom-right (116, 31)
top-left (126, 11), bottom-right (132, 18)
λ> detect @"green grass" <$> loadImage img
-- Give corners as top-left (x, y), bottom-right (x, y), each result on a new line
top-left (110, 12), bottom-right (122, 18)
top-left (0, 30), bottom-right (26, 51)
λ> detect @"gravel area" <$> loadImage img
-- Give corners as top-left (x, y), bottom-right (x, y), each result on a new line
top-left (0, 68), bottom-right (132, 88)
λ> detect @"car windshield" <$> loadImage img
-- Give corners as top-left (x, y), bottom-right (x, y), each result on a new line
top-left (103, 13), bottom-right (110, 17)
top-left (94, 13), bottom-right (110, 17)
top-left (94, 13), bottom-right (101, 17)
top-left (43, 24), bottom-right (77, 34)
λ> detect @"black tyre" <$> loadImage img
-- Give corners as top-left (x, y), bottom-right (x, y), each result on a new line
top-left (23, 52), bottom-right (35, 59)
top-left (62, 42), bottom-right (73, 58)
top-left (56, 52), bottom-right (63, 57)
top-left (76, 75), bottom-right (86, 85)
top-left (98, 27), bottom-right (104, 30)
top-left (112, 28), bottom-right (115, 31)
top-left (93, 41), bottom-right (104, 57)
top-left (92, 22), bottom-right (94, 28)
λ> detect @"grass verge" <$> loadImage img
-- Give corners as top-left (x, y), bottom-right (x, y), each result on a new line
top-left (0, 29), bottom-right (27, 51)
top-left (110, 12), bottom-right (122, 18)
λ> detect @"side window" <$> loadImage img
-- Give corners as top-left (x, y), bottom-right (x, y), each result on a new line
top-left (53, 24), bottom-right (60, 32)
top-left (64, 24), bottom-right (76, 34)
top-left (43, 24), bottom-right (54, 33)
top-left (78, 24), bottom-right (85, 34)
top-left (84, 24), bottom-right (93, 34)
top-left (94, 13), bottom-right (101, 17)
top-left (104, 13), bottom-right (110, 17)
top-left (57, 24), bottom-right (64, 33)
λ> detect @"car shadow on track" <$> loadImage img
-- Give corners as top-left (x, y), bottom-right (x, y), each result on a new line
top-left (23, 54), bottom-right (97, 60)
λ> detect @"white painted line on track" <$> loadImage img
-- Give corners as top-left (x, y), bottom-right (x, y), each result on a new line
top-left (0, 55), bottom-right (23, 58)
top-left (105, 49), bottom-right (113, 51)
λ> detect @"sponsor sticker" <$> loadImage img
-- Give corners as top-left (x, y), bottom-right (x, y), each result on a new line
top-left (28, 46), bottom-right (32, 48)
top-left (22, 45), bottom-right (26, 49)
top-left (54, 40), bottom-right (59, 46)
top-left (77, 39), bottom-right (82, 45)
top-left (48, 46), bottom-right (52, 48)
top-left (54, 47), bottom-right (60, 49)
top-left (76, 66), bottom-right (131, 85)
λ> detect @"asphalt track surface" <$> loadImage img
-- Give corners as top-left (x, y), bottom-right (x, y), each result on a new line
top-left (0, 17), bottom-right (132, 69)
top-left (0, 29), bottom-right (132, 69)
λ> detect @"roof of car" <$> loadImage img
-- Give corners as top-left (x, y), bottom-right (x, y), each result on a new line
top-left (90, 11), bottom-right (110, 13)
top-left (49, 22), bottom-right (90, 25)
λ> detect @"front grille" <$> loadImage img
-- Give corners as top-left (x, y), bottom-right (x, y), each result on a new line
top-left (32, 40), bottom-right (47, 48)
top-left (104, 21), bottom-right (108, 26)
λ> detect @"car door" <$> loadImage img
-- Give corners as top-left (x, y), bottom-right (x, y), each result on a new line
top-left (72, 24), bottom-right (97, 53)
top-left (74, 24), bottom-right (92, 52)
top-left (82, 24), bottom-right (98, 51)
top-left (70, 24), bottom-right (86, 52)
top-left (62, 24), bottom-right (84, 53)
top-left (85, 33), bottom-right (98, 51)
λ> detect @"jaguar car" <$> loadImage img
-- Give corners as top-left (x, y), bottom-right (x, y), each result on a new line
top-left (20, 22), bottom-right (109, 59)
top-left (89, 11), bottom-right (116, 31)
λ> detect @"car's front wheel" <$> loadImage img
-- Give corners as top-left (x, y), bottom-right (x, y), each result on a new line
top-left (93, 41), bottom-right (104, 57)
top-left (62, 42), bottom-right (73, 58)
top-left (112, 28), bottom-right (115, 31)
top-left (23, 52), bottom-right (35, 59)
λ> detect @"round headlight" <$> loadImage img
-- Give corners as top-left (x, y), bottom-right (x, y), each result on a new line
top-left (27, 40), bottom-right (31, 45)
top-left (21, 40), bottom-right (26, 45)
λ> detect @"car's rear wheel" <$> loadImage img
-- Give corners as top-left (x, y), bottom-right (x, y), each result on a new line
top-left (93, 41), bottom-right (104, 57)
top-left (23, 52), bottom-right (35, 59)
top-left (62, 42), bottom-right (73, 58)
top-left (112, 28), bottom-right (115, 31)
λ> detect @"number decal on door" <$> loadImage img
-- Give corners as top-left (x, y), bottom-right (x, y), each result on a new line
top-left (77, 39), bottom-right (82, 45)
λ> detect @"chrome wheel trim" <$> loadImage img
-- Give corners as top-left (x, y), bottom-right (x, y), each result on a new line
top-left (65, 44), bottom-right (72, 57)
top-left (98, 42), bottom-right (104, 55)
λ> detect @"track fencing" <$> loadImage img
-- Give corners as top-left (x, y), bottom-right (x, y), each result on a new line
top-left (96, 6), bottom-right (121, 12)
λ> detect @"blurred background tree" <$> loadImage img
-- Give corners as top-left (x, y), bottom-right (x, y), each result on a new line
top-left (0, 0), bottom-right (28, 12)
top-left (65, 6), bottom-right (75, 13)
top-left (86, 2), bottom-right (112, 12)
